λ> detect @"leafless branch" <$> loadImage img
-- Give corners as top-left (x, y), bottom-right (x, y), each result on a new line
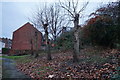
top-left (59, 0), bottom-right (74, 17)
top-left (78, 2), bottom-right (89, 13)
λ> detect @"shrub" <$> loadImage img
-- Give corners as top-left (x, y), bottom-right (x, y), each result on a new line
top-left (55, 30), bottom-right (74, 50)
top-left (2, 48), bottom-right (10, 54)
top-left (82, 2), bottom-right (120, 48)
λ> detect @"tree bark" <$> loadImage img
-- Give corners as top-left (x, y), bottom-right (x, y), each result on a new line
top-left (73, 14), bottom-right (80, 62)
top-left (34, 51), bottom-right (39, 58)
top-left (30, 39), bottom-right (34, 56)
top-left (44, 24), bottom-right (52, 60)
top-left (31, 50), bottom-right (34, 56)
top-left (34, 53), bottom-right (39, 58)
top-left (46, 41), bottom-right (52, 60)
top-left (34, 32), bottom-right (39, 58)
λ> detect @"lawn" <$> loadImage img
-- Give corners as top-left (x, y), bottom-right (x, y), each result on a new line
top-left (0, 46), bottom-right (119, 79)
top-left (14, 47), bottom-right (120, 79)
top-left (1, 55), bottom-right (26, 60)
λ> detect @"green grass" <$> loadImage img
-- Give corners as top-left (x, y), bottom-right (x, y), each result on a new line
top-left (17, 57), bottom-right (33, 63)
top-left (0, 55), bottom-right (33, 64)
top-left (1, 55), bottom-right (29, 60)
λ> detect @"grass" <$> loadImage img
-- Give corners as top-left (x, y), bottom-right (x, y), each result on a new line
top-left (5, 47), bottom-right (118, 78)
top-left (0, 52), bottom-right (45, 64)
top-left (0, 54), bottom-right (33, 65)
top-left (16, 57), bottom-right (33, 63)
top-left (1, 55), bottom-right (28, 60)
top-left (86, 56), bottom-right (107, 64)
top-left (79, 47), bottom-right (109, 64)
top-left (35, 66), bottom-right (53, 77)
top-left (38, 66), bottom-right (53, 71)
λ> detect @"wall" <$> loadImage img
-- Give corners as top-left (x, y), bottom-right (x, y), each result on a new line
top-left (11, 23), bottom-right (42, 51)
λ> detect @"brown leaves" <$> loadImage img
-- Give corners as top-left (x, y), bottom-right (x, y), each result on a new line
top-left (15, 47), bottom-right (119, 79)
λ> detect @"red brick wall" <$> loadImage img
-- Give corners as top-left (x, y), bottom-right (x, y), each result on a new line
top-left (12, 22), bottom-right (42, 51)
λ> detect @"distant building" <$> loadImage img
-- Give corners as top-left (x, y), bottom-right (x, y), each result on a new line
top-left (0, 38), bottom-right (12, 49)
top-left (0, 41), bottom-right (5, 53)
top-left (11, 22), bottom-right (42, 51)
top-left (0, 38), bottom-right (11, 53)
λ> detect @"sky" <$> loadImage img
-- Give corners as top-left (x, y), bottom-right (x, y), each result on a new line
top-left (0, 0), bottom-right (118, 39)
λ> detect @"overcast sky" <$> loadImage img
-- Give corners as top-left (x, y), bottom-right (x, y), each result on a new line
top-left (0, 0), bottom-right (117, 39)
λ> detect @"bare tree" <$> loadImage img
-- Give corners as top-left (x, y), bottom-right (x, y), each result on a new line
top-left (59, 0), bottom-right (89, 62)
top-left (36, 5), bottom-right (52, 60)
top-left (30, 3), bottom-right (69, 41)
top-left (29, 4), bottom-right (51, 60)
top-left (48, 4), bottom-right (70, 41)
top-left (29, 3), bottom-right (69, 60)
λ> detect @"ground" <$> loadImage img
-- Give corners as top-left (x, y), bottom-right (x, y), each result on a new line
top-left (2, 57), bottom-right (30, 79)
top-left (12, 46), bottom-right (120, 79)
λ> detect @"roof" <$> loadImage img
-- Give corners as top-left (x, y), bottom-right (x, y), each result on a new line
top-left (13, 22), bottom-right (40, 33)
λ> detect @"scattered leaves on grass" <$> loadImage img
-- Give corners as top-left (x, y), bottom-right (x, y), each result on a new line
top-left (16, 47), bottom-right (120, 79)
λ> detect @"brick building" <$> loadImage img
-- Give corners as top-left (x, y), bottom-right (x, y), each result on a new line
top-left (11, 22), bottom-right (42, 51)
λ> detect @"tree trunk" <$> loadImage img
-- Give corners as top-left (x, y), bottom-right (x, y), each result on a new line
top-left (73, 14), bottom-right (80, 62)
top-left (34, 32), bottom-right (39, 58)
top-left (31, 50), bottom-right (34, 56)
top-left (30, 39), bottom-right (34, 56)
top-left (73, 28), bottom-right (79, 62)
top-left (34, 51), bottom-right (39, 58)
top-left (44, 24), bottom-right (52, 60)
top-left (54, 35), bottom-right (57, 42)
top-left (46, 41), bottom-right (52, 60)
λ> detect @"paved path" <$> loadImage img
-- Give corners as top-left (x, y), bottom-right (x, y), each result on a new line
top-left (2, 58), bottom-right (31, 79)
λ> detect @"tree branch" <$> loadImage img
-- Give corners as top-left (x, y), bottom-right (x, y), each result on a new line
top-left (78, 2), bottom-right (89, 14)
